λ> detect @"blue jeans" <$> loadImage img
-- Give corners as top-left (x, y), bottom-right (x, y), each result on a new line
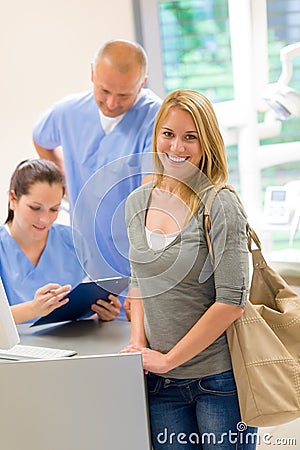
top-left (147, 370), bottom-right (257, 450)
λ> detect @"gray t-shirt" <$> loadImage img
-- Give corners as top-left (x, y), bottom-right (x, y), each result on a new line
top-left (125, 183), bottom-right (249, 379)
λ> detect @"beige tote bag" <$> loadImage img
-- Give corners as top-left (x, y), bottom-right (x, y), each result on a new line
top-left (204, 185), bottom-right (300, 427)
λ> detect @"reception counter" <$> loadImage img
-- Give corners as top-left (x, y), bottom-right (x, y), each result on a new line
top-left (0, 317), bottom-right (151, 450)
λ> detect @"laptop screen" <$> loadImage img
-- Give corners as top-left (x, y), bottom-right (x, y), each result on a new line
top-left (0, 278), bottom-right (20, 349)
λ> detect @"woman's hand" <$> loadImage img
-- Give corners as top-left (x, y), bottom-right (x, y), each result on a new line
top-left (91, 294), bottom-right (121, 321)
top-left (140, 348), bottom-right (170, 374)
top-left (31, 283), bottom-right (71, 318)
top-left (120, 345), bottom-right (169, 374)
top-left (11, 283), bottom-right (71, 324)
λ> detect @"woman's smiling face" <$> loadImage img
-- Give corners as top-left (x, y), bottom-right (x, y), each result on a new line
top-left (9, 182), bottom-right (63, 241)
top-left (156, 106), bottom-right (202, 181)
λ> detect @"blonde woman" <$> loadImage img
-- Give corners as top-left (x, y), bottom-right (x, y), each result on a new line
top-left (124, 90), bottom-right (257, 449)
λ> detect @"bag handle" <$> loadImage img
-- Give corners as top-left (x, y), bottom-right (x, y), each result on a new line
top-left (203, 185), bottom-right (261, 263)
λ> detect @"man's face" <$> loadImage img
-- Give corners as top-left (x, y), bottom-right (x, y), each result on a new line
top-left (92, 59), bottom-right (146, 117)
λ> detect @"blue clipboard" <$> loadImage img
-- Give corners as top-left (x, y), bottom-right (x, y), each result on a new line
top-left (31, 277), bottom-right (129, 326)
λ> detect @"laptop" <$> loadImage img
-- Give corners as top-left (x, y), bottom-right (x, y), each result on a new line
top-left (0, 277), bottom-right (76, 359)
top-left (0, 277), bottom-right (20, 349)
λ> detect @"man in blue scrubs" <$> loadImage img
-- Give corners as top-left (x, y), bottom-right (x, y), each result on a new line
top-left (33, 40), bottom-right (161, 314)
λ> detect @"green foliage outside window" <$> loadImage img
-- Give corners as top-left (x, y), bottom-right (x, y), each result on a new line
top-left (159, 0), bottom-right (233, 102)
top-left (157, 0), bottom-right (300, 250)
top-left (158, 0), bottom-right (300, 182)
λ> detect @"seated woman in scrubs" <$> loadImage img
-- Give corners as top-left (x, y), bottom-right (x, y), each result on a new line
top-left (0, 159), bottom-right (121, 323)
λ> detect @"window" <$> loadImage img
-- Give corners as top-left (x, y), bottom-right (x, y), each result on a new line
top-left (134, 0), bottom-right (233, 101)
top-left (134, 0), bottom-right (300, 270)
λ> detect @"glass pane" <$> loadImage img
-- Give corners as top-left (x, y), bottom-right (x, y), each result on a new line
top-left (158, 0), bottom-right (233, 102)
top-left (157, 0), bottom-right (239, 192)
top-left (265, 0), bottom-right (300, 145)
top-left (262, 0), bottom-right (300, 277)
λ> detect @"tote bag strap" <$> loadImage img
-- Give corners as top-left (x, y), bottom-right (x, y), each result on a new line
top-left (203, 185), bottom-right (261, 264)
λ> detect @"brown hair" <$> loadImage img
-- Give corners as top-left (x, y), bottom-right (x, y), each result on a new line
top-left (5, 159), bottom-right (65, 224)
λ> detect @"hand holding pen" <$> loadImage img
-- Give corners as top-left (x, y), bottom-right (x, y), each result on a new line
top-left (31, 283), bottom-right (72, 318)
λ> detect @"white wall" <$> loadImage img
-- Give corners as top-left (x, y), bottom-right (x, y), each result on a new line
top-left (0, 0), bottom-right (135, 222)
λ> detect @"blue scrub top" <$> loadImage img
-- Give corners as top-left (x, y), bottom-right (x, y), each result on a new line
top-left (33, 89), bottom-right (161, 279)
top-left (0, 224), bottom-right (88, 308)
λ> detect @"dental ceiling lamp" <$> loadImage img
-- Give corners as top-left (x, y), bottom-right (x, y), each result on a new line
top-left (264, 42), bottom-right (300, 120)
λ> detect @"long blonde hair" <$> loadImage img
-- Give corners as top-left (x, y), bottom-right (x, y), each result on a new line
top-left (152, 89), bottom-right (228, 216)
